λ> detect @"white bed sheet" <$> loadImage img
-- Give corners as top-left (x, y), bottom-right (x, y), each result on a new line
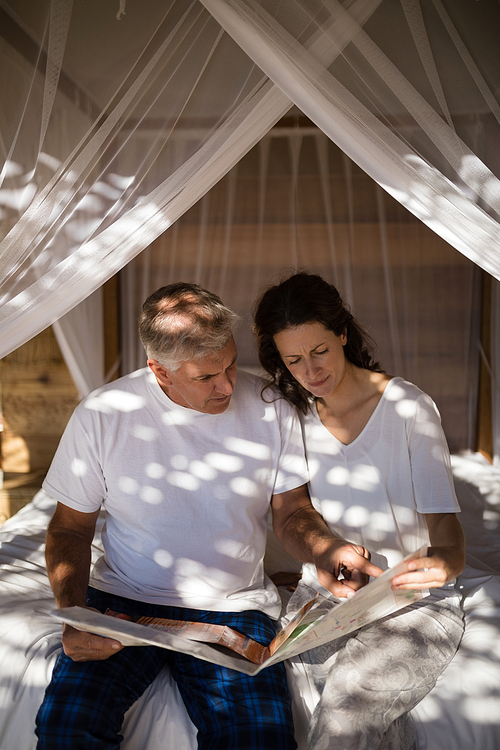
top-left (0, 453), bottom-right (499, 750)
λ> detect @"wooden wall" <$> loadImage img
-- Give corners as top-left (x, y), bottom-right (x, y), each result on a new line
top-left (0, 327), bottom-right (79, 523)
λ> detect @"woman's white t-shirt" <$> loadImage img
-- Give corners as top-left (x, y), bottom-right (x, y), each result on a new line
top-left (300, 377), bottom-right (460, 594)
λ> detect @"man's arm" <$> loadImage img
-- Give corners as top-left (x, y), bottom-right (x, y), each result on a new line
top-left (271, 484), bottom-right (382, 598)
top-left (392, 512), bottom-right (466, 590)
top-left (46, 502), bottom-right (123, 661)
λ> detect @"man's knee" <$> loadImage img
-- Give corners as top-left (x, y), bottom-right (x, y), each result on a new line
top-left (35, 645), bottom-right (164, 750)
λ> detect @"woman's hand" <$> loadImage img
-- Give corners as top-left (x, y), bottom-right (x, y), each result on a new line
top-left (391, 513), bottom-right (465, 591)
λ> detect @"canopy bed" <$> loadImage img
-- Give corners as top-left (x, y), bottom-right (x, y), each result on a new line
top-left (1, 1), bottom-right (500, 747)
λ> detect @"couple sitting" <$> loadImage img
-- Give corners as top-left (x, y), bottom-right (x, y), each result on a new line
top-left (36, 272), bottom-right (465, 750)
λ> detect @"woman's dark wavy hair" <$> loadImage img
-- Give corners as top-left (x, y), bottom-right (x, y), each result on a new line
top-left (253, 271), bottom-right (384, 413)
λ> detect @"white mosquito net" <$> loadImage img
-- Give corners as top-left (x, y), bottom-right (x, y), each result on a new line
top-left (1, 0), bottom-right (499, 454)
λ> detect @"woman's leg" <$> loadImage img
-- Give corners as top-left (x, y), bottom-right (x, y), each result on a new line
top-left (286, 587), bottom-right (463, 750)
top-left (308, 598), bottom-right (463, 750)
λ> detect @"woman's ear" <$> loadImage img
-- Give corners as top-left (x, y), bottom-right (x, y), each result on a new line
top-left (340, 331), bottom-right (347, 346)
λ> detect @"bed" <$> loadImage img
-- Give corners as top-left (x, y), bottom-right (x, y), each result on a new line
top-left (0, 452), bottom-right (499, 750)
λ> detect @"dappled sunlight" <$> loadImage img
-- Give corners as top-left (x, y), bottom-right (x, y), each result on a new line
top-left (152, 548), bottom-right (174, 568)
top-left (301, 378), bottom-right (461, 569)
top-left (224, 436), bottom-right (271, 460)
top-left (409, 454), bottom-right (500, 741)
top-left (132, 425), bottom-right (158, 442)
top-left (342, 505), bottom-right (370, 527)
top-left (50, 369), bottom-right (307, 615)
top-left (462, 622), bottom-right (500, 658)
top-left (326, 464), bottom-right (380, 493)
top-left (413, 602), bottom-right (500, 745)
top-left (1, 0), bottom-right (280, 357)
top-left (0, 182), bottom-right (37, 212)
top-left (1, 457), bottom-right (500, 749)
top-left (70, 457), bottom-right (88, 477)
top-left (205, 453), bottom-right (244, 472)
top-left (324, 465), bottom-right (349, 484)
top-left (174, 559), bottom-right (245, 594)
top-left (400, 151), bottom-right (500, 280)
top-left (229, 477), bottom-right (259, 498)
top-left (164, 472), bottom-right (199, 492)
top-left (462, 696), bottom-right (500, 723)
top-left (145, 462), bottom-right (166, 480)
top-left (213, 538), bottom-right (257, 562)
top-left (85, 390), bottom-right (146, 413)
top-left (188, 461), bottom-right (217, 482)
top-left (0, 502), bottom-right (64, 719)
top-left (161, 409), bottom-right (197, 426)
top-left (139, 486), bottom-right (165, 504)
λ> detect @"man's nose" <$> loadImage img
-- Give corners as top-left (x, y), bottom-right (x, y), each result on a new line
top-left (214, 371), bottom-right (235, 395)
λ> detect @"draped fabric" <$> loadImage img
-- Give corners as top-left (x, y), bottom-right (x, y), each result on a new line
top-left (122, 128), bottom-right (480, 452)
top-left (203, 0), bottom-right (500, 277)
top-left (1, 0), bottom-right (499, 451)
top-left (0, 0), bottom-right (294, 379)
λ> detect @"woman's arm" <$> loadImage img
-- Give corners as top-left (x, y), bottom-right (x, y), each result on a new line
top-left (392, 512), bottom-right (465, 590)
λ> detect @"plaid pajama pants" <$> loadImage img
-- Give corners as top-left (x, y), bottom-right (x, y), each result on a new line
top-left (35, 588), bottom-right (296, 750)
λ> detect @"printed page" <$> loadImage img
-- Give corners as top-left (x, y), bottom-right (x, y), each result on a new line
top-left (262, 546), bottom-right (429, 666)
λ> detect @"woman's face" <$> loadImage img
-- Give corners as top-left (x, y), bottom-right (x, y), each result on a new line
top-left (273, 321), bottom-right (347, 399)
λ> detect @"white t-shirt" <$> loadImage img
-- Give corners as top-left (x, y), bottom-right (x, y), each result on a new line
top-left (300, 377), bottom-right (460, 594)
top-left (43, 368), bottom-right (309, 618)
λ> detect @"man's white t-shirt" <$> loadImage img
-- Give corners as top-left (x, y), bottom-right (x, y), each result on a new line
top-left (299, 377), bottom-right (461, 595)
top-left (43, 368), bottom-right (309, 618)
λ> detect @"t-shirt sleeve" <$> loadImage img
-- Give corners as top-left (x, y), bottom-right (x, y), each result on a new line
top-left (42, 405), bottom-right (106, 513)
top-left (271, 398), bottom-right (309, 495)
top-left (406, 392), bottom-right (461, 514)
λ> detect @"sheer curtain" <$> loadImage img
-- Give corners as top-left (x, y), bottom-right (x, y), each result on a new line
top-left (0, 0), bottom-right (295, 363)
top-left (122, 126), bottom-right (479, 452)
top-left (0, 0), bottom-right (499, 448)
top-left (202, 0), bottom-right (500, 277)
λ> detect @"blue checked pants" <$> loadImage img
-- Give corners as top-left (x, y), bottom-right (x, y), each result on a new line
top-left (35, 588), bottom-right (297, 750)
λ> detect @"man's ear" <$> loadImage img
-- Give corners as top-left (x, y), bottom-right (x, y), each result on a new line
top-left (147, 359), bottom-right (173, 386)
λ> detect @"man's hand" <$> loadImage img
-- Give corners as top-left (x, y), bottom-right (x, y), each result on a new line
top-left (62, 611), bottom-right (123, 662)
top-left (313, 539), bottom-right (383, 598)
top-left (272, 485), bottom-right (382, 597)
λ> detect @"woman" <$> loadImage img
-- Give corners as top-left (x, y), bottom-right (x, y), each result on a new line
top-left (253, 271), bottom-right (465, 750)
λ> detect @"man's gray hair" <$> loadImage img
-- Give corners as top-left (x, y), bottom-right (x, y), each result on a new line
top-left (139, 282), bottom-right (240, 371)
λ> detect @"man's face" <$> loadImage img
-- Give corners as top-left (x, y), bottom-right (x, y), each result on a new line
top-left (149, 337), bottom-right (237, 415)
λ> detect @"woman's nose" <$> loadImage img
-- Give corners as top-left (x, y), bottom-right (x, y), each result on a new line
top-left (304, 358), bottom-right (320, 377)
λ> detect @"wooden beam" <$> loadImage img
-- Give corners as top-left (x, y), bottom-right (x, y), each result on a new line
top-left (0, 6), bottom-right (100, 119)
top-left (477, 270), bottom-right (493, 462)
top-left (103, 275), bottom-right (121, 382)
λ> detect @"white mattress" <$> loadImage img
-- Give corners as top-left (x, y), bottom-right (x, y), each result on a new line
top-left (0, 453), bottom-right (499, 749)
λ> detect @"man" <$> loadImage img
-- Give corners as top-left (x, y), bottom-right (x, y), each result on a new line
top-left (35, 282), bottom-right (379, 750)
